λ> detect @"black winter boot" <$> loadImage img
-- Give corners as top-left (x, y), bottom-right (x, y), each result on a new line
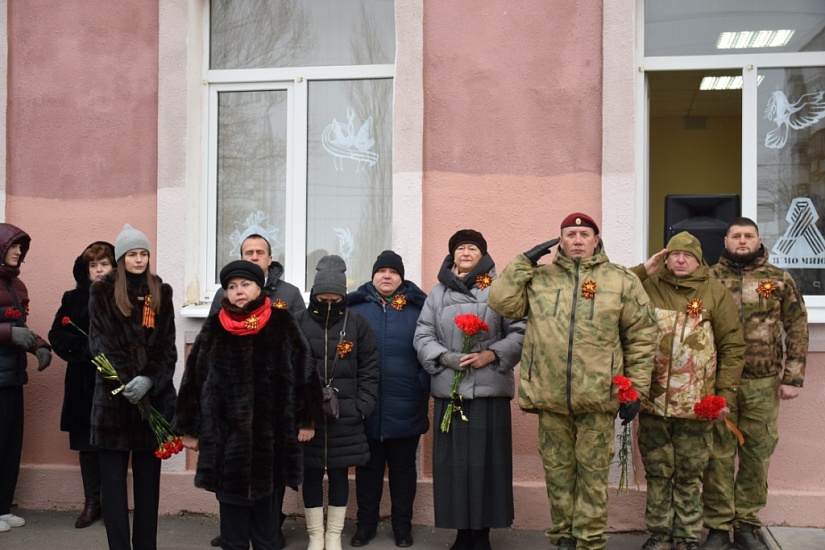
top-left (733, 524), bottom-right (769, 550)
top-left (75, 452), bottom-right (102, 528)
top-left (701, 528), bottom-right (732, 550)
top-left (472, 528), bottom-right (491, 550)
top-left (450, 529), bottom-right (474, 550)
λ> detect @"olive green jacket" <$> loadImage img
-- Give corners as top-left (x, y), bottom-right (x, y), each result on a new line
top-left (711, 247), bottom-right (808, 386)
top-left (488, 243), bottom-right (656, 415)
top-left (631, 262), bottom-right (745, 416)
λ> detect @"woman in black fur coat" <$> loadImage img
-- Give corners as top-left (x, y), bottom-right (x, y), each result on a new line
top-left (48, 241), bottom-right (115, 529)
top-left (174, 260), bottom-right (321, 550)
top-left (88, 225), bottom-right (177, 550)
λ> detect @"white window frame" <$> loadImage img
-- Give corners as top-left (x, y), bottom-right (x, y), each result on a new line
top-left (635, 0), bottom-right (825, 320)
top-left (173, 1), bottom-right (423, 320)
top-left (202, 65), bottom-right (394, 300)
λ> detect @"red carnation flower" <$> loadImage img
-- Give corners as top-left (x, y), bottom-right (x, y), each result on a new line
top-left (618, 387), bottom-right (639, 403)
top-left (694, 395), bottom-right (727, 420)
top-left (613, 374), bottom-right (632, 391)
top-left (454, 314), bottom-right (489, 336)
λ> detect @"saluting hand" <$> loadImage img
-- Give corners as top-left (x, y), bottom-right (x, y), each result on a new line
top-left (644, 248), bottom-right (668, 276)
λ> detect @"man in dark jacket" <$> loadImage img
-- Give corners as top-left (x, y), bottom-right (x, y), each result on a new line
top-left (209, 233), bottom-right (305, 316)
top-left (0, 223), bottom-right (51, 533)
top-left (347, 251), bottom-right (428, 548)
top-left (207, 233), bottom-right (305, 548)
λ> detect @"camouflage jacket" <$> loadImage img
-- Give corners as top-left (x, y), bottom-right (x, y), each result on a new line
top-left (488, 242), bottom-right (656, 416)
top-left (631, 263), bottom-right (745, 417)
top-left (711, 247), bottom-right (808, 386)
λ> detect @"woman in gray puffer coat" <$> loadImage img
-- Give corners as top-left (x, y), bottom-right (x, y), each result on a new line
top-left (413, 229), bottom-right (524, 550)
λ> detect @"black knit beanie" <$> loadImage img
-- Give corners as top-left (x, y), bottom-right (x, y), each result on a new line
top-left (372, 250), bottom-right (405, 280)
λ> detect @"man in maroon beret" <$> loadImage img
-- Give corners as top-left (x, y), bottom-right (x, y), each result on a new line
top-left (489, 212), bottom-right (656, 550)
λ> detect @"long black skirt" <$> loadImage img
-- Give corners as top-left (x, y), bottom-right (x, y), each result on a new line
top-left (432, 396), bottom-right (514, 530)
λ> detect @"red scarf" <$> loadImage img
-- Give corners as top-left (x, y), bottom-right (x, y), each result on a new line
top-left (218, 297), bottom-right (272, 336)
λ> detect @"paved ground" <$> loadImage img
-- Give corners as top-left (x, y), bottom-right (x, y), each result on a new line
top-left (3, 509), bottom-right (825, 549)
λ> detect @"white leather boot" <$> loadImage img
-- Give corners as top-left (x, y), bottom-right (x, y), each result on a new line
top-left (324, 506), bottom-right (347, 550)
top-left (304, 507), bottom-right (325, 550)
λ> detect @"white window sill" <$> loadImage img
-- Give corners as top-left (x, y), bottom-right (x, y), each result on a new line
top-left (181, 303), bottom-right (211, 319)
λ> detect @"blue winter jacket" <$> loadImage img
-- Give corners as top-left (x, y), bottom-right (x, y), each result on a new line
top-left (348, 280), bottom-right (430, 440)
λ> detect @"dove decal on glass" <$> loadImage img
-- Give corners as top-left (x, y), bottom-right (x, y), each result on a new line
top-left (764, 90), bottom-right (825, 149)
top-left (322, 107), bottom-right (379, 171)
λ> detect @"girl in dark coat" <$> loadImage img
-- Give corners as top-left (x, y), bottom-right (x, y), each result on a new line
top-left (48, 241), bottom-right (115, 529)
top-left (297, 255), bottom-right (380, 550)
top-left (347, 251), bottom-right (429, 548)
top-left (88, 224), bottom-right (177, 550)
top-left (174, 260), bottom-right (320, 550)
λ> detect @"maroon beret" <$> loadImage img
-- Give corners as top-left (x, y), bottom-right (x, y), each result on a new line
top-left (560, 212), bottom-right (599, 235)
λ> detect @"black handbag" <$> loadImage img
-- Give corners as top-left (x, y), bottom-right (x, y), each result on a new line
top-left (322, 310), bottom-right (348, 421)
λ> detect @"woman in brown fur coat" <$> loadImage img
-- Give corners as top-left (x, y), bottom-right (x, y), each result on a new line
top-left (88, 224), bottom-right (177, 550)
top-left (174, 260), bottom-right (320, 550)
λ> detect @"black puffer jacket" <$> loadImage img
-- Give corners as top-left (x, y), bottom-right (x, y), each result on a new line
top-left (174, 297), bottom-right (321, 500)
top-left (89, 272), bottom-right (177, 451)
top-left (49, 242), bottom-right (115, 434)
top-left (298, 295), bottom-right (379, 470)
top-left (0, 223), bottom-right (49, 388)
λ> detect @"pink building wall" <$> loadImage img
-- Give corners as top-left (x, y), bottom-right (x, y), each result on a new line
top-left (5, 0), bottom-right (824, 533)
top-left (418, 0), bottom-right (608, 528)
top-left (6, 0), bottom-right (158, 470)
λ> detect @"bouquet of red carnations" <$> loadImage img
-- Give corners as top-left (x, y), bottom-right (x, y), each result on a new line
top-left (613, 374), bottom-right (639, 494)
top-left (440, 314), bottom-right (489, 433)
top-left (62, 316), bottom-right (183, 460)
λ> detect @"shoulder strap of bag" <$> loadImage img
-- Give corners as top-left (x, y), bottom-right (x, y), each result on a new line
top-left (327, 309), bottom-right (349, 385)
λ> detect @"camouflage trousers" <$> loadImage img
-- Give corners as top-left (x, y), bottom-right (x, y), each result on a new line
top-left (638, 413), bottom-right (712, 541)
top-left (703, 375), bottom-right (780, 530)
top-left (538, 410), bottom-right (615, 550)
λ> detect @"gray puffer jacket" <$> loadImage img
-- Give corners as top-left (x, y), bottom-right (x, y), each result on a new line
top-left (414, 254), bottom-right (525, 399)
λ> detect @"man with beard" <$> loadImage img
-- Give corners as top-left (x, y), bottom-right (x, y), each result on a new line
top-left (701, 217), bottom-right (808, 550)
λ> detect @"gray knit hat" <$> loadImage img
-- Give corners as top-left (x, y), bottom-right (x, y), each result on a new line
top-left (312, 255), bottom-right (347, 297)
top-left (114, 224), bottom-right (151, 262)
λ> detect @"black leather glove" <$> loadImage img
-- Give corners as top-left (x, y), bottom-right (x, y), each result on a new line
top-left (523, 238), bottom-right (560, 266)
top-left (618, 400), bottom-right (641, 426)
top-left (11, 327), bottom-right (36, 350)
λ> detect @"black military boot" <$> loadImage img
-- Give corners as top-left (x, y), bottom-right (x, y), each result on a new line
top-left (701, 528), bottom-right (732, 550)
top-left (733, 524), bottom-right (769, 550)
